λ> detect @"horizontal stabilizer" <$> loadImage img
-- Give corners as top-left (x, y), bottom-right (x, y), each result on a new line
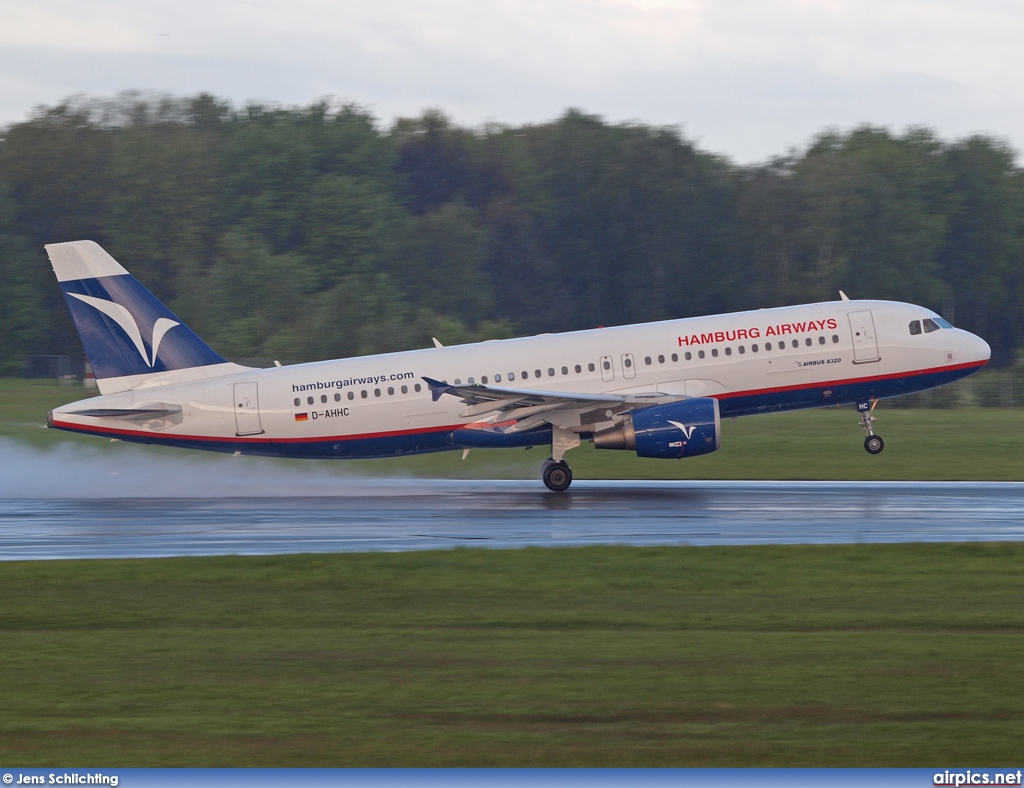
top-left (66, 407), bottom-right (183, 420)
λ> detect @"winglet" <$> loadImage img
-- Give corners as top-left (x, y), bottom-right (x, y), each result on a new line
top-left (423, 377), bottom-right (452, 402)
top-left (432, 337), bottom-right (444, 348)
top-left (839, 290), bottom-right (850, 301)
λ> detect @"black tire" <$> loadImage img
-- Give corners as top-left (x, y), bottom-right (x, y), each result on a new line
top-left (543, 460), bottom-right (573, 492)
top-left (864, 435), bottom-right (884, 455)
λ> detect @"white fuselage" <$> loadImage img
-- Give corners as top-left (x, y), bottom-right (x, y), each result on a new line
top-left (49, 298), bottom-right (991, 459)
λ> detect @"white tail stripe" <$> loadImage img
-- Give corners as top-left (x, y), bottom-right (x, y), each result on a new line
top-left (46, 241), bottom-right (129, 282)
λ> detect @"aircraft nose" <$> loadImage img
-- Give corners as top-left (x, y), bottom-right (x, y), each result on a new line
top-left (967, 331), bottom-right (991, 365)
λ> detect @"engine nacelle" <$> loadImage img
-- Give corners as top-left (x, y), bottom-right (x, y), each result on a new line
top-left (593, 397), bottom-right (721, 459)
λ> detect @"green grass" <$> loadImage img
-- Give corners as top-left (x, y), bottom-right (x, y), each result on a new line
top-left (3, 381), bottom-right (1023, 765)
top-left (6, 378), bottom-right (1024, 480)
top-left (1, 545), bottom-right (1023, 766)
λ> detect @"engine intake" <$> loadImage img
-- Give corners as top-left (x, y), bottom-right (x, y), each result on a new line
top-left (593, 397), bottom-right (721, 459)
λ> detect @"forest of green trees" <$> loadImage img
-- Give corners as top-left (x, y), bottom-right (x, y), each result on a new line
top-left (1, 92), bottom-right (1022, 376)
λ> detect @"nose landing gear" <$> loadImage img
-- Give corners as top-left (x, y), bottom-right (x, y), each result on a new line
top-left (858, 400), bottom-right (884, 454)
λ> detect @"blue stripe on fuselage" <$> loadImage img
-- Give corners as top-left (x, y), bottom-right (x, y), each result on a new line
top-left (52, 363), bottom-right (984, 459)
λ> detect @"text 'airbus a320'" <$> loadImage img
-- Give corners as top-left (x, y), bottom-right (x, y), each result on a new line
top-left (45, 241), bottom-right (990, 491)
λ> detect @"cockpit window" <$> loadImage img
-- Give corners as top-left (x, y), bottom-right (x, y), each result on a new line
top-left (909, 320), bottom-right (922, 335)
top-left (934, 317), bottom-right (953, 329)
top-left (923, 318), bottom-right (941, 333)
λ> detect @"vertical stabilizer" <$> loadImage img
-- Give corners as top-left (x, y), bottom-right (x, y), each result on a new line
top-left (46, 241), bottom-right (241, 393)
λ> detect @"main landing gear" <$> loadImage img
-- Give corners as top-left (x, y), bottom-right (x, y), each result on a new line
top-left (858, 400), bottom-right (885, 455)
top-left (542, 425), bottom-right (580, 492)
top-left (542, 458), bottom-right (573, 492)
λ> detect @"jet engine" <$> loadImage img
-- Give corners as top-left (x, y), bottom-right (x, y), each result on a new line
top-left (592, 397), bottom-right (720, 459)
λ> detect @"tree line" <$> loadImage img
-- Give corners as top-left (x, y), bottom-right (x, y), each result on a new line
top-left (0, 92), bottom-right (1022, 376)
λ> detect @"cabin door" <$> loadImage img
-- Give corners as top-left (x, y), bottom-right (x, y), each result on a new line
top-left (233, 382), bottom-right (264, 436)
top-left (848, 310), bottom-right (881, 364)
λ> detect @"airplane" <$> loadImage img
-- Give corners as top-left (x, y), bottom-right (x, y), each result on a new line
top-left (44, 240), bottom-right (991, 492)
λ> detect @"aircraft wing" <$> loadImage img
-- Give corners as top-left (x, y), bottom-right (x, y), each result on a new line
top-left (422, 377), bottom-right (684, 434)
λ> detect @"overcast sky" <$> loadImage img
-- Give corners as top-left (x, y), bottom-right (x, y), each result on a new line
top-left (1, 0), bottom-right (1021, 163)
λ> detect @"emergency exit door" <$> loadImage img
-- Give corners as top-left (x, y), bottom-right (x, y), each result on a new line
top-left (233, 382), bottom-right (264, 436)
top-left (848, 310), bottom-right (881, 364)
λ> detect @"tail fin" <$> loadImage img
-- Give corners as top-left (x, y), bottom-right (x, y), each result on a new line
top-left (46, 241), bottom-right (235, 393)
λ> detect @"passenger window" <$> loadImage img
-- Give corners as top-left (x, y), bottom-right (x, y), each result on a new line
top-left (307, 396), bottom-right (314, 405)
top-left (923, 318), bottom-right (940, 333)
top-left (712, 348), bottom-right (719, 358)
top-left (642, 357), bottom-right (650, 365)
top-left (401, 385), bottom-right (408, 394)
top-left (508, 372), bottom-right (515, 381)
top-left (321, 394), bottom-right (327, 403)
top-left (374, 389), bottom-right (381, 397)
top-left (454, 379), bottom-right (462, 385)
top-left (791, 340), bottom-right (799, 348)
top-left (494, 374), bottom-right (501, 382)
top-left (671, 353), bottom-right (678, 362)
top-left (588, 363), bottom-right (596, 372)
top-left (818, 336), bottom-right (825, 345)
top-left (361, 391), bottom-right (368, 399)
top-left (334, 393), bottom-right (341, 402)
top-left (602, 360), bottom-right (611, 371)
top-left (724, 347), bottom-right (732, 356)
top-left (658, 355), bottom-right (665, 363)
top-left (805, 338), bottom-right (812, 347)
top-left (535, 370), bottom-right (542, 378)
top-left (626, 358), bottom-right (634, 368)
top-left (387, 387), bottom-right (394, 396)
top-left (414, 384), bottom-right (422, 392)
top-left (575, 365), bottom-right (582, 373)
top-left (752, 344), bottom-right (759, 352)
top-left (293, 398), bottom-right (300, 406)
top-left (832, 335), bottom-right (839, 343)
top-left (738, 346), bottom-right (745, 354)
top-left (548, 368), bottom-right (555, 376)
top-left (468, 377), bottom-right (475, 384)
top-left (481, 376), bottom-right (488, 384)
top-left (765, 342), bottom-right (772, 351)
top-left (561, 366), bottom-right (568, 375)
top-left (684, 352), bottom-right (692, 360)
top-left (522, 371), bottom-right (529, 379)
top-left (348, 391), bottom-right (355, 400)
top-left (698, 350), bottom-right (705, 359)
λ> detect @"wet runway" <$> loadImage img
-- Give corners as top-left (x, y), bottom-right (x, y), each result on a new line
top-left (2, 480), bottom-right (1023, 560)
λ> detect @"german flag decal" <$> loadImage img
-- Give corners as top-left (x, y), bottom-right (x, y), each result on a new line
top-left (294, 413), bottom-right (309, 422)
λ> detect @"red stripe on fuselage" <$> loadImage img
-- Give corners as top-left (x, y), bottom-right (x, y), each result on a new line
top-left (50, 419), bottom-right (466, 445)
top-left (51, 360), bottom-right (987, 446)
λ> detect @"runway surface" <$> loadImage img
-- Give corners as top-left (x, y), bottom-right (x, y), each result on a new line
top-left (2, 480), bottom-right (1023, 560)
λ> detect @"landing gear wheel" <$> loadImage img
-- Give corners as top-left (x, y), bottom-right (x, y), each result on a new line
top-left (542, 460), bottom-right (573, 492)
top-left (857, 400), bottom-right (884, 455)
